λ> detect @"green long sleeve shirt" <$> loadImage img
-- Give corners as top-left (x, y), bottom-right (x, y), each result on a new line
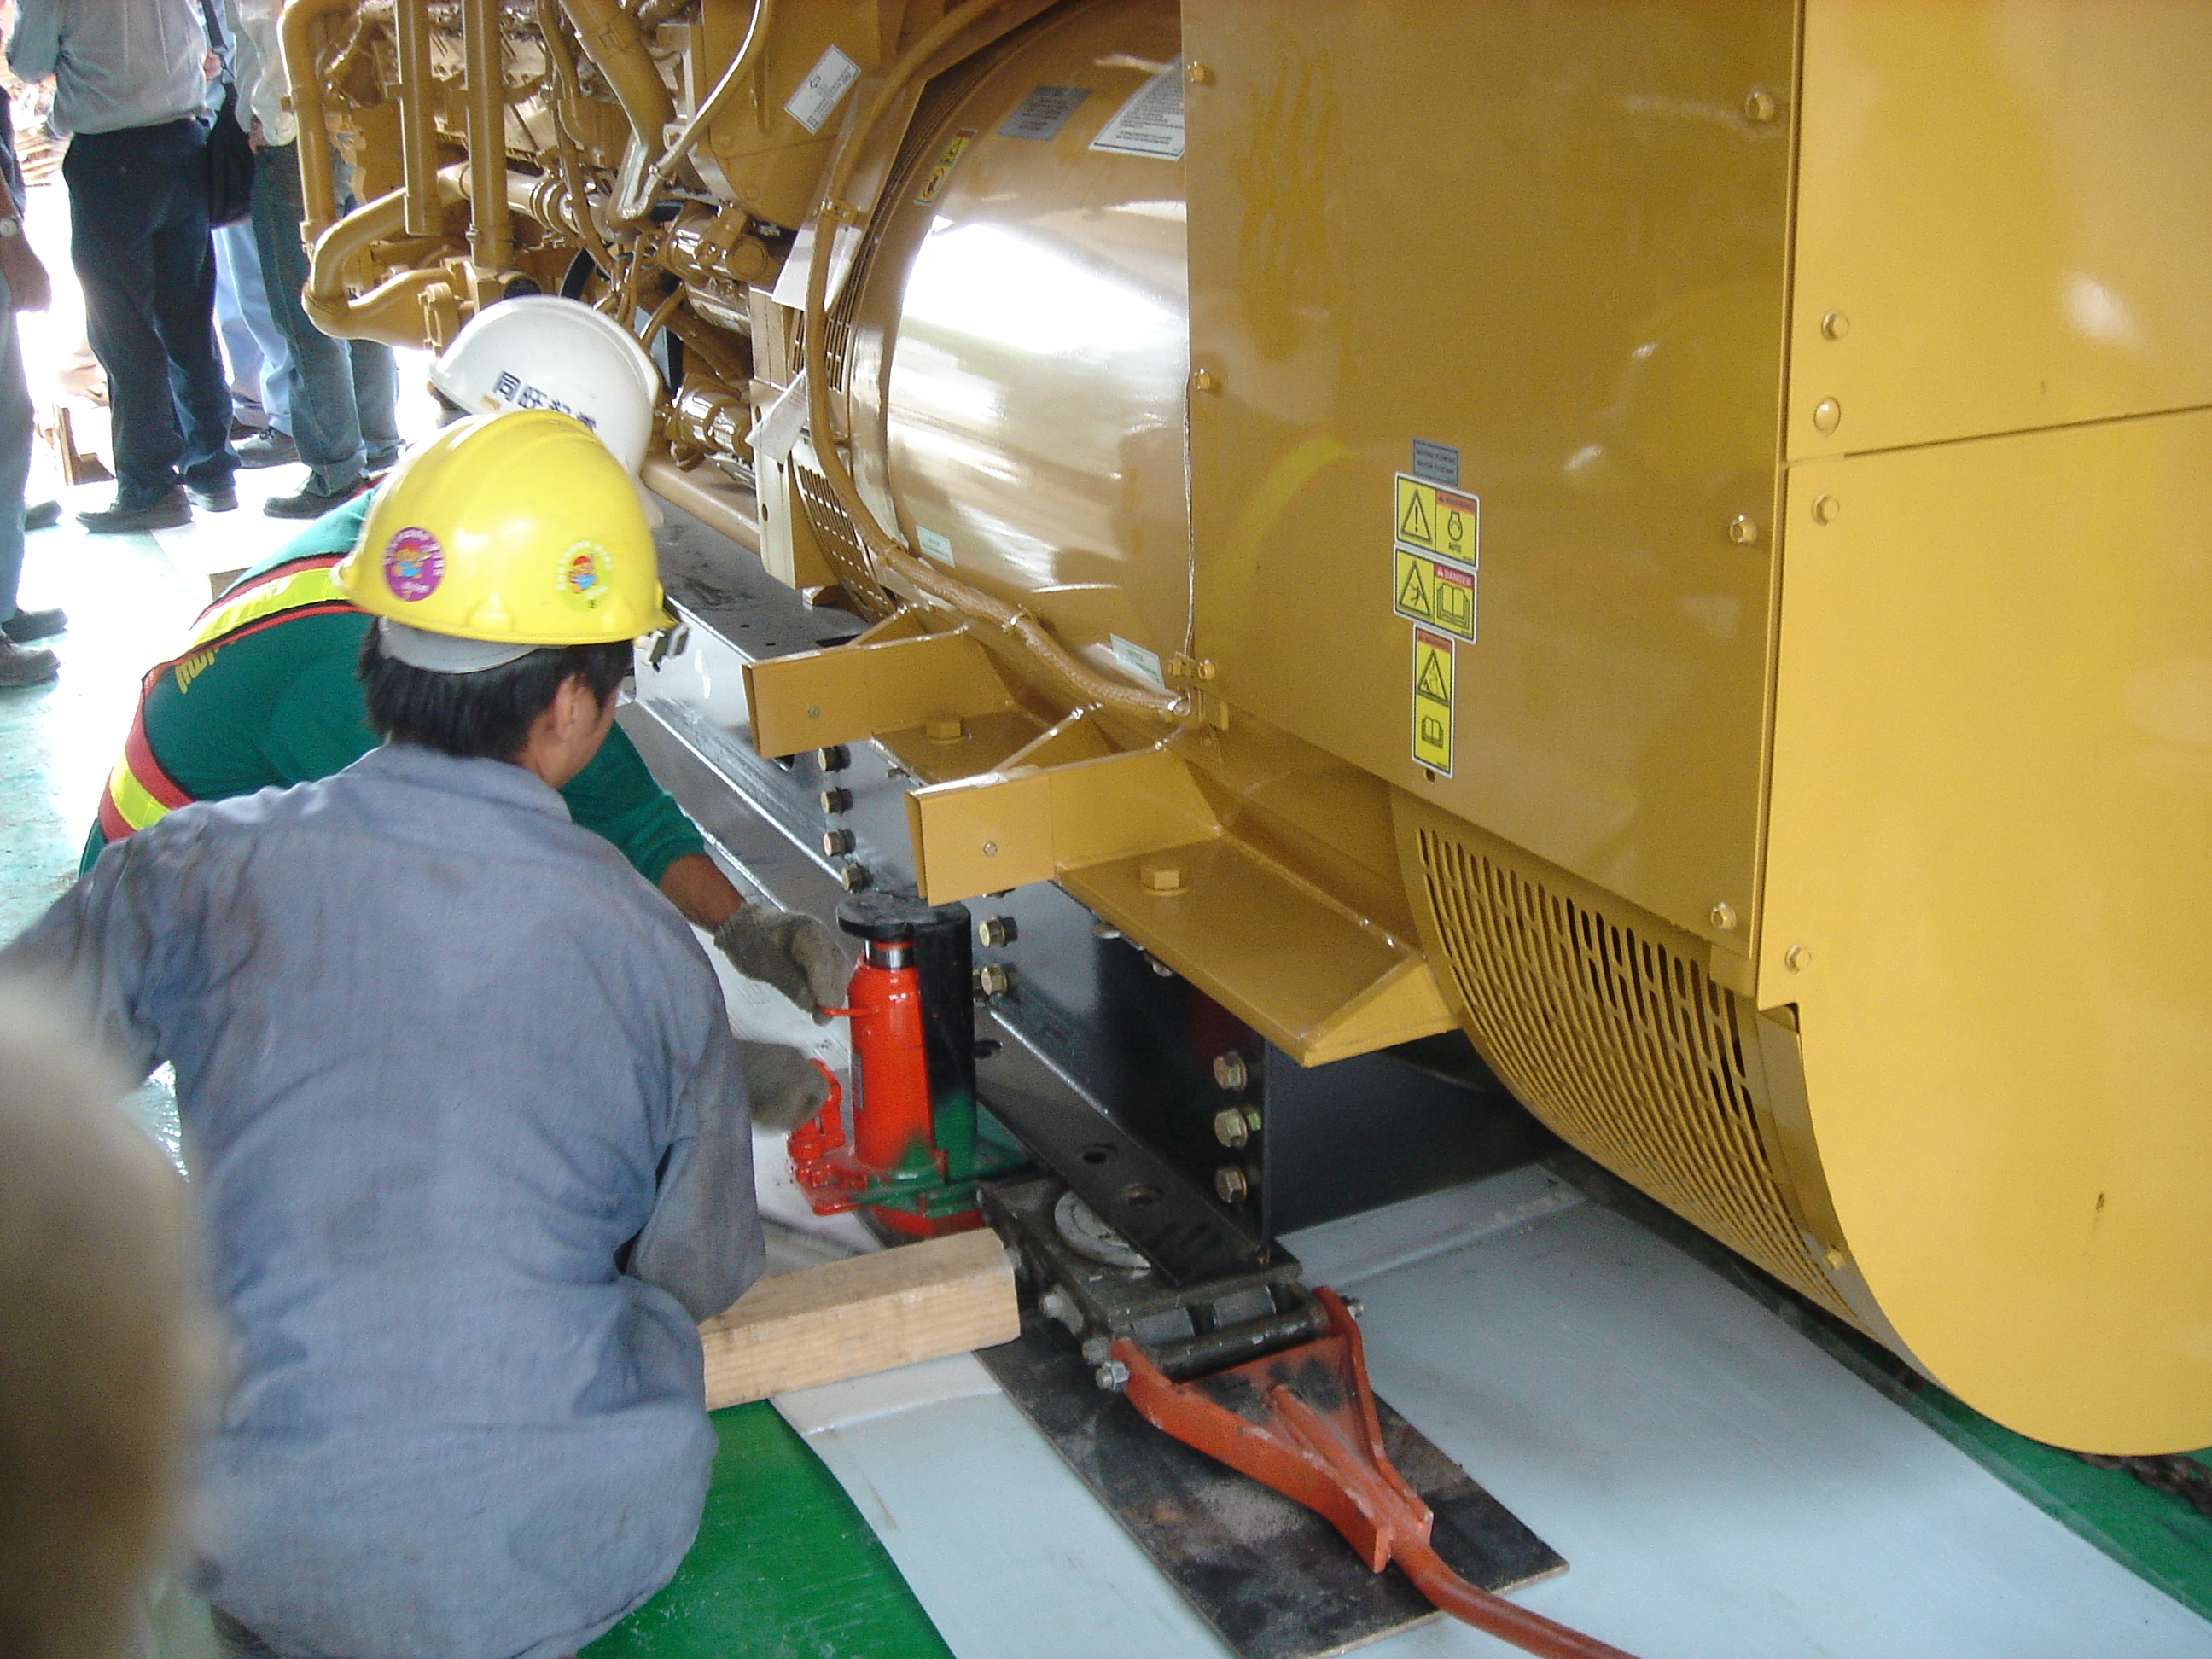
top-left (82, 494), bottom-right (707, 882)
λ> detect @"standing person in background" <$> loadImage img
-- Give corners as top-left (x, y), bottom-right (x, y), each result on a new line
top-left (230, 0), bottom-right (398, 520)
top-left (212, 221), bottom-right (293, 450)
top-left (0, 76), bottom-right (57, 687)
top-left (7, 0), bottom-right (237, 535)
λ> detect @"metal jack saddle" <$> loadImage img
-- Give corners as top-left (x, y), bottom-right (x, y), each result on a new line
top-left (1112, 1289), bottom-right (1640, 1659)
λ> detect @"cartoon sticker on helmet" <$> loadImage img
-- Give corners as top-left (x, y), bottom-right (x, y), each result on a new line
top-left (558, 539), bottom-right (611, 610)
top-left (383, 527), bottom-right (445, 602)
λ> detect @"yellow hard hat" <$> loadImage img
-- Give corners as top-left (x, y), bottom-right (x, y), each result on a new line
top-left (338, 410), bottom-right (672, 668)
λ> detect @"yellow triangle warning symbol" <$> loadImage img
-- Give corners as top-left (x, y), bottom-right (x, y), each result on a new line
top-left (1397, 558), bottom-right (1433, 619)
top-left (1416, 649), bottom-right (1452, 706)
top-left (1400, 488), bottom-right (1434, 545)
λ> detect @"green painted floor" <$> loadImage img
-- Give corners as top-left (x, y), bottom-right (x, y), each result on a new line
top-left (8, 512), bottom-right (2212, 1654)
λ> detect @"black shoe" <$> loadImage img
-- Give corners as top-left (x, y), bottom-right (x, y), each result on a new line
top-left (2, 607), bottom-right (65, 643)
top-left (22, 499), bottom-right (59, 532)
top-left (184, 481), bottom-right (239, 513)
top-left (264, 477), bottom-right (367, 520)
top-left (234, 428), bottom-right (298, 469)
top-left (0, 638), bottom-right (57, 686)
top-left (78, 488), bottom-right (191, 533)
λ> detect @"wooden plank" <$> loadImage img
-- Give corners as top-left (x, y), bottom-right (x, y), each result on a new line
top-left (700, 1229), bottom-right (1020, 1409)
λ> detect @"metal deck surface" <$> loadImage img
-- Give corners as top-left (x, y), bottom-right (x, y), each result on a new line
top-left (772, 1170), bottom-right (2212, 1659)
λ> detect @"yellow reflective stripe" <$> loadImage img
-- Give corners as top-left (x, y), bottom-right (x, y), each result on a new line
top-left (103, 755), bottom-right (173, 834)
top-left (188, 564), bottom-right (349, 650)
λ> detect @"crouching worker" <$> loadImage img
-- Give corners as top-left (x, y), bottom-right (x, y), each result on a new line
top-left (3, 411), bottom-right (765, 1659)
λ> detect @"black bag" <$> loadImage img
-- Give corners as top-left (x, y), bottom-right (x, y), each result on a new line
top-left (199, 0), bottom-right (255, 227)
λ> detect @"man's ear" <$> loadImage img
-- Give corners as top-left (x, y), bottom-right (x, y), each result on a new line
top-left (553, 673), bottom-right (602, 741)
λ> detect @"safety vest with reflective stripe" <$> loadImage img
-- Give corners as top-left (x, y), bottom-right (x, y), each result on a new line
top-left (96, 555), bottom-right (357, 841)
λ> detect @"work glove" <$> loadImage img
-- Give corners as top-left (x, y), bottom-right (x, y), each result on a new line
top-left (713, 904), bottom-right (850, 1022)
top-left (736, 1039), bottom-right (835, 1131)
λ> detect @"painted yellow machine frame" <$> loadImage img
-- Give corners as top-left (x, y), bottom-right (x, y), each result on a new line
top-left (294, 0), bottom-right (2212, 1452)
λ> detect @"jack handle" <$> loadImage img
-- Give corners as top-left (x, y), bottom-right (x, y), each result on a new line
top-left (1111, 1287), bottom-right (1642, 1659)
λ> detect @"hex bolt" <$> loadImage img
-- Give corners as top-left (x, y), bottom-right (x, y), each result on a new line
top-left (818, 744), bottom-right (852, 771)
top-left (975, 963), bottom-right (1016, 998)
top-left (1095, 1358), bottom-right (1132, 1393)
top-left (1743, 86), bottom-right (1779, 124)
top-left (1190, 367), bottom-right (1220, 394)
top-left (1784, 943), bottom-right (1813, 973)
top-left (1212, 1051), bottom-right (1249, 1092)
top-left (821, 828), bottom-right (856, 858)
top-left (1185, 60), bottom-right (1215, 85)
top-left (1710, 901), bottom-right (1739, 933)
top-left (1727, 514), bottom-right (1761, 546)
top-left (1214, 1165), bottom-right (1250, 1204)
top-left (839, 863), bottom-right (870, 893)
top-left (818, 787), bottom-right (853, 814)
top-left (978, 915), bottom-right (1019, 948)
top-left (1811, 494), bottom-right (1842, 525)
top-left (1820, 310), bottom-right (1851, 341)
top-left (1213, 1108), bottom-right (1249, 1149)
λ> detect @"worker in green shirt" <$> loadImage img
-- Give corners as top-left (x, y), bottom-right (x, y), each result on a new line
top-left (84, 297), bottom-right (841, 1126)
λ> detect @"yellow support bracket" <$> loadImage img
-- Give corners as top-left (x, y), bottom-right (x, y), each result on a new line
top-left (742, 631), bottom-right (1016, 759)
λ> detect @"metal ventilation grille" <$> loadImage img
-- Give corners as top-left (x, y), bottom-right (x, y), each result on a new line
top-left (793, 463), bottom-right (895, 612)
top-left (1417, 828), bottom-right (1852, 1319)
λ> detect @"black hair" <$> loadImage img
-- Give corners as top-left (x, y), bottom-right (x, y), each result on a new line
top-left (358, 629), bottom-right (634, 763)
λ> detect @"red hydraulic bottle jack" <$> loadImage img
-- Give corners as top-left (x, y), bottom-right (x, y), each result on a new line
top-left (789, 892), bottom-right (999, 1238)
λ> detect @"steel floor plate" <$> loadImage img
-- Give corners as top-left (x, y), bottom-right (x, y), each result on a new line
top-left (979, 1318), bottom-right (1563, 1659)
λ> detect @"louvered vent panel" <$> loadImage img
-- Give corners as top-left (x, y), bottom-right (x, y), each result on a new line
top-left (1417, 829), bottom-right (1852, 1319)
top-left (793, 464), bottom-right (894, 611)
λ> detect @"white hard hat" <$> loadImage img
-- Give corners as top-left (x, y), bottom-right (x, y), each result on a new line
top-left (428, 295), bottom-right (661, 476)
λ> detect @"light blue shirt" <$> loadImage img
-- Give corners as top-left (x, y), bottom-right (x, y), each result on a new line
top-left (8, 0), bottom-right (210, 137)
top-left (3, 743), bottom-right (764, 1659)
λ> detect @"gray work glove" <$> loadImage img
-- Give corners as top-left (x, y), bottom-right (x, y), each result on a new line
top-left (736, 1039), bottom-right (834, 1131)
top-left (713, 904), bottom-right (850, 1022)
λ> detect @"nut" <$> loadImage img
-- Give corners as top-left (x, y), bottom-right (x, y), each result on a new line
top-left (1139, 859), bottom-right (1185, 895)
top-left (838, 863), bottom-right (870, 893)
top-left (924, 714), bottom-right (968, 742)
top-left (818, 745), bottom-right (851, 771)
top-left (818, 787), bottom-right (853, 814)
top-left (821, 829), bottom-right (855, 858)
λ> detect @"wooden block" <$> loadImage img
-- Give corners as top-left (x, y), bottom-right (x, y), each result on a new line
top-left (698, 1228), bottom-right (1020, 1409)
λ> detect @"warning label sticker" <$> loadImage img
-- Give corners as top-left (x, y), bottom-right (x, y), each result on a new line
top-left (914, 129), bottom-right (976, 205)
top-left (783, 44), bottom-right (861, 136)
top-left (1393, 547), bottom-right (1476, 641)
top-left (1394, 474), bottom-right (1480, 568)
top-left (1090, 59), bottom-right (1185, 159)
top-left (1412, 628), bottom-right (1454, 774)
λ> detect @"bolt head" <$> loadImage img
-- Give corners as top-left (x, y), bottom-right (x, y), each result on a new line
top-left (1710, 901), bottom-right (1739, 932)
top-left (924, 714), bottom-right (967, 742)
top-left (1811, 494), bottom-right (1842, 525)
top-left (1743, 86), bottom-right (1779, 124)
top-left (1784, 943), bottom-right (1813, 973)
top-left (1214, 1165), bottom-right (1250, 1203)
top-left (1094, 1358), bottom-right (1131, 1392)
top-left (1727, 514), bottom-right (1760, 545)
top-left (839, 863), bottom-right (870, 893)
top-left (1812, 397), bottom-right (1843, 434)
top-left (1185, 60), bottom-right (1215, 85)
top-left (1820, 310), bottom-right (1851, 341)
top-left (1212, 1051), bottom-right (1249, 1092)
top-left (818, 787), bottom-right (853, 814)
top-left (1213, 1108), bottom-right (1250, 1149)
top-left (1189, 367), bottom-right (1219, 394)
top-left (1139, 859), bottom-right (1185, 895)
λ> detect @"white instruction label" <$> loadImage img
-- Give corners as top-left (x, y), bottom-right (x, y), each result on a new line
top-left (1090, 58), bottom-right (1185, 160)
top-left (1109, 634), bottom-right (1167, 689)
top-left (753, 370), bottom-right (809, 469)
top-left (784, 44), bottom-right (861, 135)
top-left (915, 526), bottom-right (954, 565)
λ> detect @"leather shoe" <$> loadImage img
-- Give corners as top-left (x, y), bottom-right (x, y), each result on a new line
top-left (264, 477), bottom-right (368, 520)
top-left (78, 489), bottom-right (190, 533)
top-left (235, 428), bottom-right (298, 469)
top-left (22, 499), bottom-right (59, 532)
top-left (185, 480), bottom-right (239, 513)
top-left (0, 638), bottom-right (57, 687)
top-left (2, 607), bottom-right (65, 643)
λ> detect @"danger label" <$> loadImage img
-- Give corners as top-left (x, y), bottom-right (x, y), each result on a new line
top-left (914, 129), bottom-right (975, 205)
top-left (1394, 474), bottom-right (1480, 567)
top-left (1394, 547), bottom-right (1476, 641)
top-left (1412, 628), bottom-right (1454, 774)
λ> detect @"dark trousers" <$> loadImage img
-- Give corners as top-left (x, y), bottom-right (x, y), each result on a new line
top-left (250, 143), bottom-right (399, 494)
top-left (62, 118), bottom-right (234, 506)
